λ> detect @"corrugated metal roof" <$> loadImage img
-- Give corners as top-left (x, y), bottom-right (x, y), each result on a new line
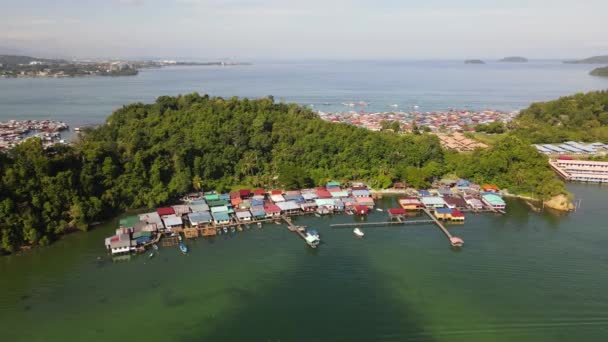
top-left (212, 212), bottom-right (230, 221)
top-left (188, 212), bottom-right (212, 224)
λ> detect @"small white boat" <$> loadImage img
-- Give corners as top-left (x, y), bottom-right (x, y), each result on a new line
top-left (353, 228), bottom-right (365, 237)
top-left (304, 233), bottom-right (321, 248)
top-left (376, 208), bottom-right (383, 212)
top-left (223, 227), bottom-right (228, 233)
top-left (257, 222), bottom-right (262, 228)
top-left (152, 244), bottom-right (159, 251)
top-left (148, 252), bottom-right (155, 259)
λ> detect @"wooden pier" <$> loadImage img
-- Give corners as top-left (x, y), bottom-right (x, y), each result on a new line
top-left (330, 220), bottom-right (435, 228)
top-left (421, 208), bottom-right (464, 247)
top-left (280, 215), bottom-right (315, 248)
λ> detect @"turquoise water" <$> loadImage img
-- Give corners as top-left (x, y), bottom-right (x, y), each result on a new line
top-left (1, 184), bottom-right (608, 341)
top-left (1, 60), bottom-right (607, 127)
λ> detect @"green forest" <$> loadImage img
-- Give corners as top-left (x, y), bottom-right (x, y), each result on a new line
top-left (0, 94), bottom-right (567, 253)
top-left (512, 90), bottom-right (608, 143)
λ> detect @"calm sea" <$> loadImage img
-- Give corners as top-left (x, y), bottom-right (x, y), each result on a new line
top-left (1, 184), bottom-right (607, 341)
top-left (0, 60), bottom-right (607, 127)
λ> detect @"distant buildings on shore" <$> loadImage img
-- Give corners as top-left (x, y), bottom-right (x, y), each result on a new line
top-left (0, 120), bottom-right (68, 150)
top-left (319, 109), bottom-right (516, 134)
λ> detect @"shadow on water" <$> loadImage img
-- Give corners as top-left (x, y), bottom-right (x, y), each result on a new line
top-left (173, 248), bottom-right (438, 342)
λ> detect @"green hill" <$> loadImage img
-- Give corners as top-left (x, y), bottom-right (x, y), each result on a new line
top-left (590, 66), bottom-right (608, 77)
top-left (513, 90), bottom-right (608, 143)
top-left (0, 94), bottom-right (568, 253)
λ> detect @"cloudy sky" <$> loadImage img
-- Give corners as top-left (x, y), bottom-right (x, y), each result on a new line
top-left (0, 0), bottom-right (606, 60)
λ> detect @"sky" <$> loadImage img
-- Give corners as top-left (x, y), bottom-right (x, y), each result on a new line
top-left (0, 0), bottom-right (607, 60)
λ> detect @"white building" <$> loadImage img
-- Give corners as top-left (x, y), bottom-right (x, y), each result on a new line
top-left (549, 159), bottom-right (608, 183)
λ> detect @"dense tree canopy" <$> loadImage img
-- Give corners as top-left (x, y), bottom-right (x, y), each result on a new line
top-left (512, 90), bottom-right (608, 143)
top-left (0, 94), bottom-right (445, 252)
top-left (445, 136), bottom-right (566, 199)
top-left (0, 93), bottom-right (575, 253)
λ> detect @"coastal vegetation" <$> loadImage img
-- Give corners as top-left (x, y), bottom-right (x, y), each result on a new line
top-left (590, 66), bottom-right (608, 77)
top-left (512, 90), bottom-right (608, 143)
top-left (0, 94), bottom-right (571, 253)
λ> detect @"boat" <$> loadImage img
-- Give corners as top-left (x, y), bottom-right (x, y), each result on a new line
top-left (148, 252), bottom-right (155, 259)
top-left (353, 228), bottom-right (365, 238)
top-left (315, 213), bottom-right (321, 217)
top-left (179, 243), bottom-right (188, 254)
top-left (376, 208), bottom-right (383, 212)
top-left (257, 222), bottom-right (262, 228)
top-left (304, 230), bottom-right (321, 248)
top-left (178, 235), bottom-right (183, 242)
top-left (230, 227), bottom-right (236, 233)
top-left (152, 244), bottom-right (159, 251)
top-left (223, 227), bottom-right (228, 233)
top-left (306, 229), bottom-right (320, 238)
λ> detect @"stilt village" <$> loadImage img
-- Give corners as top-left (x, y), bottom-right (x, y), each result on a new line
top-left (105, 180), bottom-right (508, 257)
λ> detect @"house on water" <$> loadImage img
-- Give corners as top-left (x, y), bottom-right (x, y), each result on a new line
top-left (163, 215), bottom-right (183, 231)
top-left (421, 196), bottom-right (447, 209)
top-left (481, 193), bottom-right (506, 210)
top-left (212, 212), bottom-right (231, 225)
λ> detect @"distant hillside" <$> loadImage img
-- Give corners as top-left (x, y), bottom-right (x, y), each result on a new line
top-left (563, 55), bottom-right (608, 64)
top-left (590, 66), bottom-right (608, 77)
top-left (513, 90), bottom-right (608, 143)
top-left (0, 55), bottom-right (66, 66)
top-left (499, 56), bottom-right (528, 63)
top-left (464, 59), bottom-right (485, 64)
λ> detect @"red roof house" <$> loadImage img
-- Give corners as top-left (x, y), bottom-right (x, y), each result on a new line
top-left (157, 207), bottom-right (175, 216)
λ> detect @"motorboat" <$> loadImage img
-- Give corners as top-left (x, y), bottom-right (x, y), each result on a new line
top-left (376, 208), bottom-right (383, 212)
top-left (304, 230), bottom-right (321, 248)
top-left (148, 252), bottom-right (155, 259)
top-left (223, 227), bottom-right (228, 233)
top-left (152, 244), bottom-right (159, 251)
top-left (257, 222), bottom-right (262, 228)
top-left (353, 228), bottom-right (365, 238)
top-left (179, 243), bottom-right (188, 254)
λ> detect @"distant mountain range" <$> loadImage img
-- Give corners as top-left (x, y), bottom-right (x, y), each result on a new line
top-left (563, 55), bottom-right (608, 64)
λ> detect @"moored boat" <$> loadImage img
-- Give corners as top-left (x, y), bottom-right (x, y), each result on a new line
top-left (353, 228), bottom-right (365, 237)
top-left (304, 230), bottom-right (321, 248)
top-left (179, 242), bottom-right (188, 254)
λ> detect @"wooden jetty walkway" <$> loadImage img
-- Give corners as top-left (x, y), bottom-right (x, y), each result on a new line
top-left (330, 209), bottom-right (464, 247)
top-left (280, 215), bottom-right (308, 242)
top-left (330, 220), bottom-right (435, 228)
top-left (421, 208), bottom-right (464, 247)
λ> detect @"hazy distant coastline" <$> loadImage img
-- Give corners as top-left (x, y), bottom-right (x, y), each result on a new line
top-left (0, 55), bottom-right (251, 78)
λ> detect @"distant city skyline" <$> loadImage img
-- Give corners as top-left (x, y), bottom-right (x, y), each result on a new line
top-left (1, 0), bottom-right (607, 60)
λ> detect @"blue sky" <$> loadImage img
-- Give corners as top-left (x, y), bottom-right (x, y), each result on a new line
top-left (0, 0), bottom-right (606, 60)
